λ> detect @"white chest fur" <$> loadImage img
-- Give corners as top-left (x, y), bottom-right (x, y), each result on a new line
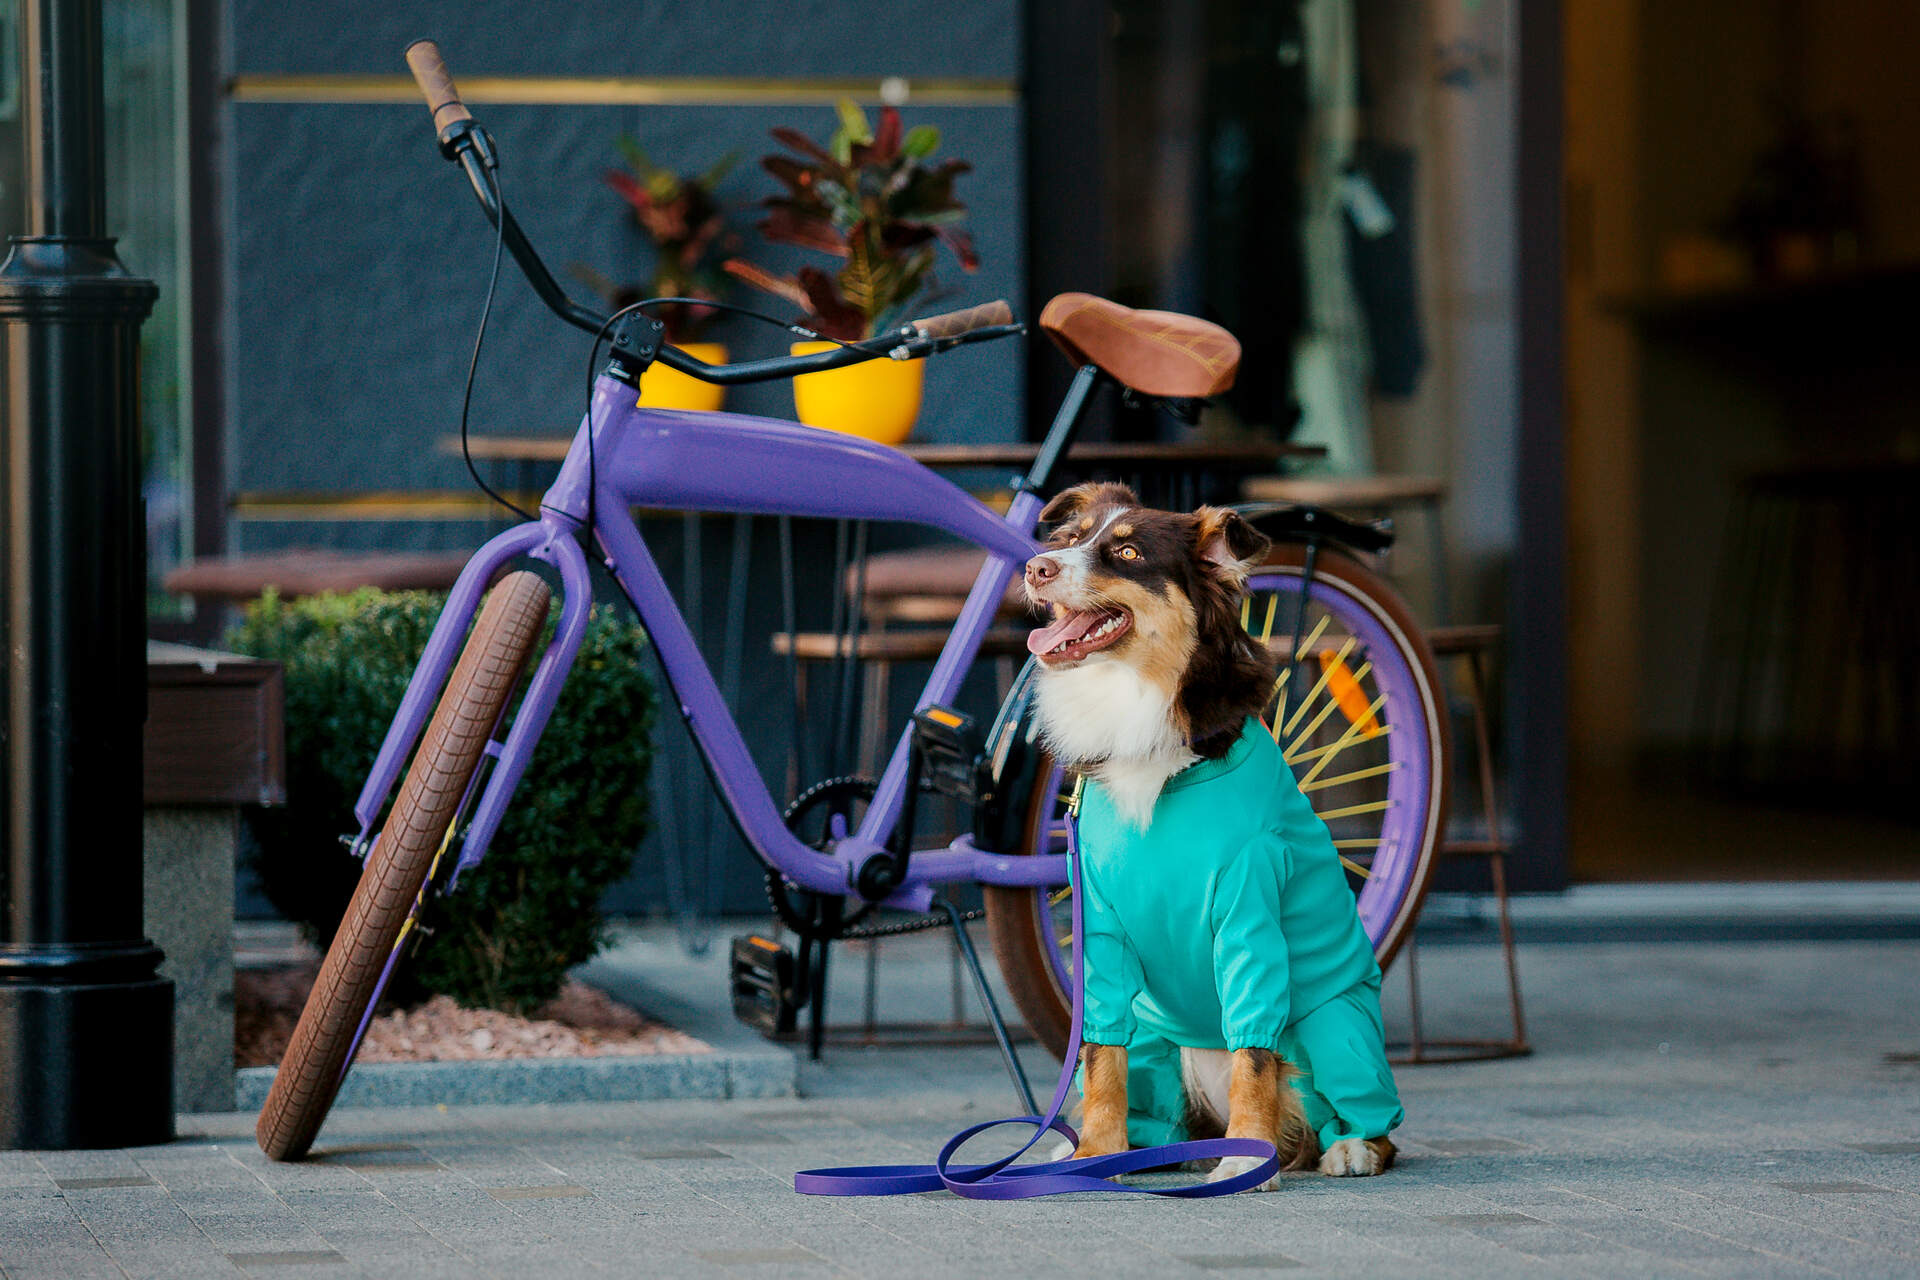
top-left (1033, 657), bottom-right (1197, 830)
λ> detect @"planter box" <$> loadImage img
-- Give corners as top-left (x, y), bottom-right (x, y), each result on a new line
top-left (145, 642), bottom-right (287, 1113)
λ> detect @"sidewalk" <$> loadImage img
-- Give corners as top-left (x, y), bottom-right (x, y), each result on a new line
top-left (5, 910), bottom-right (1919, 1277)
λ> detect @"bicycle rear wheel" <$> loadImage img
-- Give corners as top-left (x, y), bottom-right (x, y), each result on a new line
top-left (255, 569), bottom-right (551, 1161)
top-left (985, 543), bottom-right (1449, 1059)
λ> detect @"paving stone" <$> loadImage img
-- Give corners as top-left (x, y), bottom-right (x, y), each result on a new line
top-left (16, 937), bottom-right (1920, 1279)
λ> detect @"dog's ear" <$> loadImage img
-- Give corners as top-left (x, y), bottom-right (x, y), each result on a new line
top-left (1039, 482), bottom-right (1141, 529)
top-left (1193, 507), bottom-right (1270, 587)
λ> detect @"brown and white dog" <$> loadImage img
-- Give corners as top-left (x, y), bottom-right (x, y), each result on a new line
top-left (1023, 481), bottom-right (1395, 1184)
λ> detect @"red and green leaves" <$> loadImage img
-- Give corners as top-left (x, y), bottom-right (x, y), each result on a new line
top-left (593, 138), bottom-right (740, 342)
top-left (723, 99), bottom-right (977, 340)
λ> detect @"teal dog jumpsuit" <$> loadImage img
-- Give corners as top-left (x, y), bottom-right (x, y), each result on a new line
top-left (1075, 717), bottom-right (1403, 1151)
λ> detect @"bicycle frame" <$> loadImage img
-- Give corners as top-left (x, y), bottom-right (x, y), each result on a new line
top-left (351, 366), bottom-right (1105, 913)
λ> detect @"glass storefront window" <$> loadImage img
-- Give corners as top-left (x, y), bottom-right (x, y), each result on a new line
top-left (1, 0), bottom-right (193, 620)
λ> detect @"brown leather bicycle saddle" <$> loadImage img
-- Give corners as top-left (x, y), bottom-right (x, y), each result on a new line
top-left (1038, 292), bottom-right (1241, 399)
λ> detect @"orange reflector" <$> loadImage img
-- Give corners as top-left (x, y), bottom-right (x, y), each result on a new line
top-left (1318, 652), bottom-right (1380, 733)
top-left (746, 935), bottom-right (781, 953)
top-left (924, 707), bottom-right (964, 729)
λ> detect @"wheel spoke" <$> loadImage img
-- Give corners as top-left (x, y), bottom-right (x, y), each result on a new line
top-left (1283, 636), bottom-right (1357, 737)
top-left (1302, 760), bottom-right (1400, 793)
top-left (1339, 856), bottom-right (1372, 879)
top-left (1286, 657), bottom-right (1372, 754)
top-left (1315, 798), bottom-right (1393, 821)
top-left (1292, 613), bottom-right (1332, 661)
top-left (1296, 693), bottom-right (1390, 786)
top-left (1286, 722), bottom-right (1390, 765)
top-left (1271, 614), bottom-right (1332, 725)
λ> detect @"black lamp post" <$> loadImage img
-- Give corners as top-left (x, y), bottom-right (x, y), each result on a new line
top-left (0, 0), bottom-right (174, 1148)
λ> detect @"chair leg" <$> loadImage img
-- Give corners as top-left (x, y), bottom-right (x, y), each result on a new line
top-left (863, 938), bottom-right (879, 1035)
top-left (1427, 498), bottom-right (1453, 626)
top-left (1468, 647), bottom-right (1527, 1052)
top-left (1466, 648), bottom-right (1500, 846)
top-left (1403, 931), bottom-right (1426, 1063)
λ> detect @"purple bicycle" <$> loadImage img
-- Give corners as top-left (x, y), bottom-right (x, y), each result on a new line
top-left (255, 43), bottom-right (1449, 1161)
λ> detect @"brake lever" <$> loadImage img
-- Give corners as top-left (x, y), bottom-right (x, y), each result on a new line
top-left (887, 322), bottom-right (1028, 361)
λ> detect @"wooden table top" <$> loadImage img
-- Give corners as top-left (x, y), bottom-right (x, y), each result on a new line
top-left (447, 434), bottom-right (1324, 468)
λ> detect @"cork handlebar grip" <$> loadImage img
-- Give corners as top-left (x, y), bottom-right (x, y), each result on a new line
top-left (911, 300), bottom-right (1014, 340)
top-left (405, 40), bottom-right (473, 131)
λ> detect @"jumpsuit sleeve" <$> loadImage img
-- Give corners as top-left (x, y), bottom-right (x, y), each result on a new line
top-left (1209, 833), bottom-right (1295, 1053)
top-left (1079, 880), bottom-right (1142, 1046)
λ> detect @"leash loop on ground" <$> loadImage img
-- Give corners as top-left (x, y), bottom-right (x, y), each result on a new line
top-left (794, 811), bottom-right (1280, 1199)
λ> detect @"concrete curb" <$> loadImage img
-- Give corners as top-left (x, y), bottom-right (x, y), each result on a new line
top-left (232, 1049), bottom-right (794, 1113)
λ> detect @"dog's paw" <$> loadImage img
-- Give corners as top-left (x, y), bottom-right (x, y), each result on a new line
top-left (1207, 1154), bottom-right (1280, 1191)
top-left (1317, 1137), bottom-right (1386, 1177)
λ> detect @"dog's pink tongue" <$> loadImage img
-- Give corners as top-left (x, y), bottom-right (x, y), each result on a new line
top-left (1028, 608), bottom-right (1102, 656)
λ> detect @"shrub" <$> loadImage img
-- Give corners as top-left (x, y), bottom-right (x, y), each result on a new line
top-left (228, 585), bottom-right (656, 1014)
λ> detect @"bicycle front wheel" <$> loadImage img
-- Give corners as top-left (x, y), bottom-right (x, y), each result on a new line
top-left (255, 569), bottom-right (551, 1161)
top-left (985, 543), bottom-right (1450, 1059)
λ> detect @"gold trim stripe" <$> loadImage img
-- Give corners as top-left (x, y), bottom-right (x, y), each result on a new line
top-left (230, 74), bottom-right (1019, 108)
top-left (232, 491), bottom-right (542, 521)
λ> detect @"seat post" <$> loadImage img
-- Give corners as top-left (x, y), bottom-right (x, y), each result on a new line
top-left (1023, 364), bottom-right (1104, 497)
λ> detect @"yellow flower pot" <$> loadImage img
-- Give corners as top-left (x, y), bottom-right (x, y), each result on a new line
top-left (637, 342), bottom-right (729, 412)
top-left (789, 341), bottom-right (925, 445)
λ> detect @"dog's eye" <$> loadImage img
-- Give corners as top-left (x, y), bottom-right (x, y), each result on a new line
top-left (1116, 545), bottom-right (1140, 561)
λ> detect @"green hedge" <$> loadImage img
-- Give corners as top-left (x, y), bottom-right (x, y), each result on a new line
top-left (228, 585), bottom-right (656, 1014)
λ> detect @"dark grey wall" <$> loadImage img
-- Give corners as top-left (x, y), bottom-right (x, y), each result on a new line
top-left (231, 0), bottom-right (1019, 79)
top-left (223, 2), bottom-right (1027, 917)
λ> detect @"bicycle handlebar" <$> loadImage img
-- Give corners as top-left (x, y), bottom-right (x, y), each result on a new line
top-left (911, 300), bottom-right (1014, 340)
top-left (405, 41), bottom-right (1022, 384)
top-left (404, 40), bottom-right (472, 135)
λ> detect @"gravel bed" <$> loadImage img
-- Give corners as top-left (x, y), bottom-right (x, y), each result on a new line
top-left (235, 960), bottom-right (709, 1068)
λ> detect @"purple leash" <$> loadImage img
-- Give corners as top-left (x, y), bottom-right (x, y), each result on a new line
top-left (794, 810), bottom-right (1281, 1199)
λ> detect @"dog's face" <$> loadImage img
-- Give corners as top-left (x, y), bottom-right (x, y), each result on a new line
top-left (1024, 483), bottom-right (1273, 767)
top-left (1024, 482), bottom-right (1267, 671)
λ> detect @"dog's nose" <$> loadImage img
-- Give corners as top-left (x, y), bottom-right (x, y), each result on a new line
top-left (1025, 554), bottom-right (1060, 589)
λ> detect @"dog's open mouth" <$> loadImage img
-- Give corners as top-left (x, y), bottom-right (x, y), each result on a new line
top-left (1028, 605), bottom-right (1132, 663)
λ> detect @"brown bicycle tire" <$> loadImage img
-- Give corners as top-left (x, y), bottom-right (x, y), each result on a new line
top-left (983, 544), bottom-right (1450, 1061)
top-left (254, 570), bottom-right (551, 1160)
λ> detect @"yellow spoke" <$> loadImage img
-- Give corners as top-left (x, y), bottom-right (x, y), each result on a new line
top-left (1271, 614), bottom-right (1330, 728)
top-left (1297, 693), bottom-right (1391, 787)
top-left (1339, 855), bottom-right (1372, 879)
top-left (1240, 596), bottom-right (1251, 629)
top-left (1315, 798), bottom-right (1393, 821)
top-left (1050, 887), bottom-right (1073, 906)
top-left (1292, 614), bottom-right (1331, 661)
top-left (1267, 669), bottom-right (1292, 739)
top-left (1332, 839), bottom-right (1379, 849)
top-left (1058, 933), bottom-right (1074, 950)
top-left (1259, 594), bottom-right (1279, 644)
top-left (1283, 637), bottom-right (1356, 737)
top-left (1286, 723), bottom-right (1389, 764)
top-left (1303, 760), bottom-right (1400, 793)
top-left (1287, 658), bottom-right (1372, 755)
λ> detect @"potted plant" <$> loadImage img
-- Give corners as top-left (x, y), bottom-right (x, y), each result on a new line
top-left (578, 138), bottom-right (739, 412)
top-left (725, 100), bottom-right (977, 444)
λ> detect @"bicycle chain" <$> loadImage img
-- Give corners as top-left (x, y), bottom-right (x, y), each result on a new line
top-left (766, 775), bottom-right (984, 943)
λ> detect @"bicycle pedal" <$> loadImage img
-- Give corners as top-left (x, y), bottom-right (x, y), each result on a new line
top-left (729, 935), bottom-right (800, 1036)
top-left (913, 705), bottom-right (985, 803)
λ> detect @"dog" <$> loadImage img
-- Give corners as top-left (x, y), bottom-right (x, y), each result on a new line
top-left (1024, 482), bottom-right (1402, 1188)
